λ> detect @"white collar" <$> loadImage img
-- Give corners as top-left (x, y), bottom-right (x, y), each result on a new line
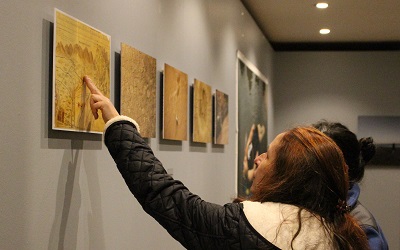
top-left (242, 201), bottom-right (333, 249)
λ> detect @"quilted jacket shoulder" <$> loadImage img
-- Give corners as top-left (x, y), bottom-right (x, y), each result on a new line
top-left (104, 120), bottom-right (280, 250)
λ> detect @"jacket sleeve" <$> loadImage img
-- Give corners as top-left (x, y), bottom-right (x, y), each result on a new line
top-left (104, 119), bottom-right (242, 249)
top-left (350, 200), bottom-right (389, 250)
top-left (363, 225), bottom-right (389, 250)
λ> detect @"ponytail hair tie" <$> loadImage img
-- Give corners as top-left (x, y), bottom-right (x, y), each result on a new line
top-left (336, 199), bottom-right (350, 214)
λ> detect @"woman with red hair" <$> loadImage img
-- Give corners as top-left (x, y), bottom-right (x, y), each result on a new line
top-left (84, 76), bottom-right (369, 249)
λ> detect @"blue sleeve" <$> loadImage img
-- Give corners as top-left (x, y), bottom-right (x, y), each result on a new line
top-left (364, 225), bottom-right (389, 250)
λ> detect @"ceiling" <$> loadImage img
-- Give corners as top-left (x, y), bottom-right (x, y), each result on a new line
top-left (241, 0), bottom-right (400, 51)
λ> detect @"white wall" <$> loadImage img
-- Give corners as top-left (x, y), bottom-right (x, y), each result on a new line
top-left (0, 0), bottom-right (273, 249)
top-left (273, 51), bottom-right (400, 249)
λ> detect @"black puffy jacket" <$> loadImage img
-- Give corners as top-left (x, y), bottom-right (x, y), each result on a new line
top-left (105, 119), bottom-right (280, 249)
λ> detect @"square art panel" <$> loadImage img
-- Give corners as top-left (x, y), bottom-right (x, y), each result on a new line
top-left (193, 79), bottom-right (212, 143)
top-left (214, 89), bottom-right (229, 145)
top-left (120, 43), bottom-right (156, 138)
top-left (162, 64), bottom-right (188, 141)
top-left (53, 9), bottom-right (110, 133)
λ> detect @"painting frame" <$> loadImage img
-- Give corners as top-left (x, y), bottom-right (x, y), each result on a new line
top-left (193, 79), bottom-right (212, 143)
top-left (236, 50), bottom-right (269, 198)
top-left (162, 63), bottom-right (188, 141)
top-left (52, 8), bottom-right (111, 134)
top-left (120, 43), bottom-right (157, 138)
top-left (214, 89), bottom-right (229, 145)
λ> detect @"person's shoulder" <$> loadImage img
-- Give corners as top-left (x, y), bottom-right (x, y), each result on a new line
top-left (242, 201), bottom-right (333, 249)
top-left (242, 201), bottom-right (299, 212)
top-left (242, 201), bottom-right (300, 226)
top-left (351, 201), bottom-right (379, 230)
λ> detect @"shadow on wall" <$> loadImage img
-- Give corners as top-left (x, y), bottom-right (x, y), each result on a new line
top-left (47, 140), bottom-right (106, 250)
top-left (48, 141), bottom-right (81, 250)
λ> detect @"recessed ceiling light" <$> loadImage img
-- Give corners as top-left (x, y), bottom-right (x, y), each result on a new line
top-left (320, 29), bottom-right (330, 35)
top-left (316, 3), bottom-right (329, 9)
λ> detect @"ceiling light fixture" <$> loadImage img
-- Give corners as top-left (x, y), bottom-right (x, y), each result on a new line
top-left (316, 3), bottom-right (329, 9)
top-left (319, 28), bottom-right (330, 35)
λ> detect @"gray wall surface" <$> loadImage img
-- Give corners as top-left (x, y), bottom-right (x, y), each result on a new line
top-left (273, 51), bottom-right (400, 249)
top-left (0, 0), bottom-right (273, 249)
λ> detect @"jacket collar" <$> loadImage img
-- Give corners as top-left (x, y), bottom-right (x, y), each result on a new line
top-left (347, 183), bottom-right (360, 208)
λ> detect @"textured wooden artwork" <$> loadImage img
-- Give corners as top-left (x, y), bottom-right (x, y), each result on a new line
top-left (193, 79), bottom-right (212, 143)
top-left (120, 43), bottom-right (156, 138)
top-left (214, 89), bottom-right (229, 145)
top-left (163, 64), bottom-right (188, 140)
top-left (53, 9), bottom-right (110, 133)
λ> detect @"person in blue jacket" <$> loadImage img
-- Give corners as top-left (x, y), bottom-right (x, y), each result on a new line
top-left (313, 120), bottom-right (389, 250)
top-left (84, 76), bottom-right (370, 249)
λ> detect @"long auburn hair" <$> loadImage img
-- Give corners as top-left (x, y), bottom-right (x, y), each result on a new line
top-left (249, 127), bottom-right (369, 249)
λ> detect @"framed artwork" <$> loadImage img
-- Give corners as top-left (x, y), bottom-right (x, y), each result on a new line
top-left (120, 43), bottom-right (156, 138)
top-left (193, 79), bottom-right (212, 143)
top-left (162, 64), bottom-right (188, 141)
top-left (53, 9), bottom-right (111, 133)
top-left (214, 89), bottom-right (229, 145)
top-left (368, 145), bottom-right (400, 166)
top-left (236, 51), bottom-right (268, 198)
top-left (358, 116), bottom-right (400, 166)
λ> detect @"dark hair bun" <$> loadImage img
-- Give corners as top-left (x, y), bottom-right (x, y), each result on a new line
top-left (359, 137), bottom-right (376, 164)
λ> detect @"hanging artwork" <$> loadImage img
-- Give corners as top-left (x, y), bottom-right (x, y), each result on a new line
top-left (53, 9), bottom-right (111, 133)
top-left (120, 43), bottom-right (156, 138)
top-left (162, 64), bottom-right (188, 141)
top-left (236, 51), bottom-right (268, 198)
top-left (193, 79), bottom-right (212, 143)
top-left (358, 116), bottom-right (400, 166)
top-left (214, 89), bottom-right (229, 145)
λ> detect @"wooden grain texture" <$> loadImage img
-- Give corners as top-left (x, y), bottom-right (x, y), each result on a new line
top-left (193, 79), bottom-right (212, 143)
top-left (214, 89), bottom-right (229, 144)
top-left (120, 43), bottom-right (156, 138)
top-left (163, 64), bottom-right (188, 141)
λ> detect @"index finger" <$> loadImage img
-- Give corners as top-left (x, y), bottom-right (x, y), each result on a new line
top-left (83, 75), bottom-right (102, 95)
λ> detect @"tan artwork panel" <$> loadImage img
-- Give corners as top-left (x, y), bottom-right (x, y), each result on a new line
top-left (120, 43), bottom-right (156, 138)
top-left (163, 64), bottom-right (188, 141)
top-left (53, 9), bottom-right (110, 133)
top-left (214, 89), bottom-right (229, 145)
top-left (193, 79), bottom-right (212, 143)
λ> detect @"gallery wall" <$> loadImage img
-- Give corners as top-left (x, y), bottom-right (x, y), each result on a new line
top-left (273, 51), bottom-right (400, 249)
top-left (2, 0), bottom-right (398, 249)
top-left (0, 0), bottom-right (273, 249)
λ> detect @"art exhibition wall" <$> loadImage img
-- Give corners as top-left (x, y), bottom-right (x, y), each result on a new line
top-left (1, 0), bottom-right (399, 249)
top-left (273, 51), bottom-right (400, 249)
top-left (0, 0), bottom-right (273, 249)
